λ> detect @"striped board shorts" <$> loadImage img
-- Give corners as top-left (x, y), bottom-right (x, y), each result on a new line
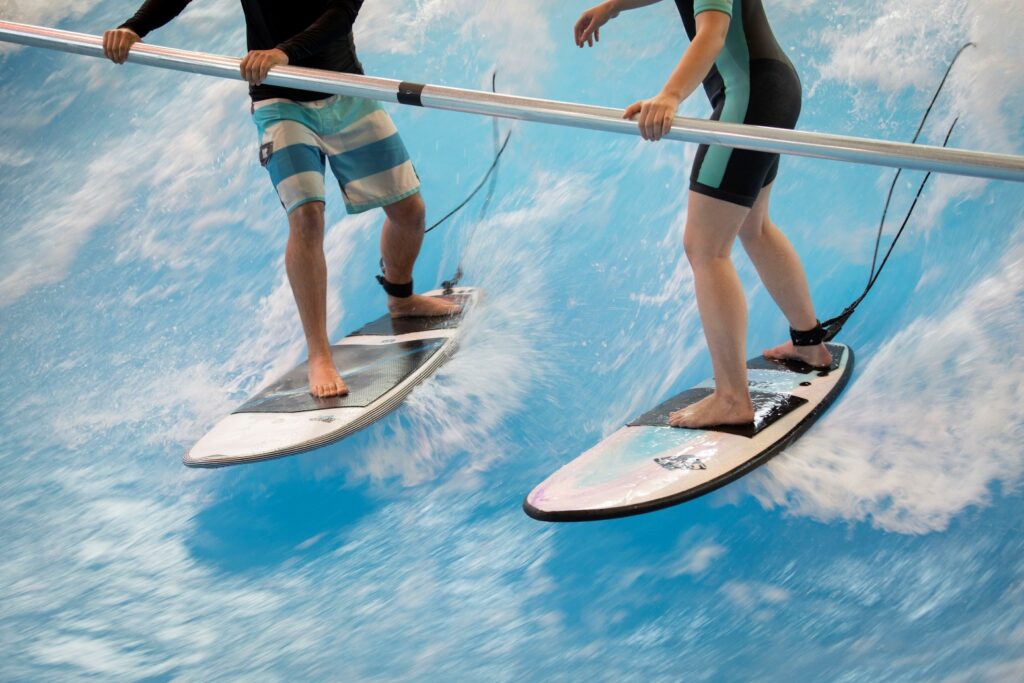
top-left (252, 95), bottom-right (420, 215)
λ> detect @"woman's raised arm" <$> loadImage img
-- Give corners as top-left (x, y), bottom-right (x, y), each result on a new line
top-left (574, 0), bottom-right (664, 47)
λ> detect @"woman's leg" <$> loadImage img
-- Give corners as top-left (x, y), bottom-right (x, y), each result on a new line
top-left (669, 191), bottom-right (756, 428)
top-left (738, 183), bottom-right (831, 367)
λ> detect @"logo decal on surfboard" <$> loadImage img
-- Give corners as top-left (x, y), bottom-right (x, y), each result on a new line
top-left (654, 454), bottom-right (707, 471)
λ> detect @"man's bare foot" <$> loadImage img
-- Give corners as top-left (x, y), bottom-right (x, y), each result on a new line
top-left (669, 392), bottom-right (755, 429)
top-left (763, 340), bottom-right (832, 369)
top-left (388, 293), bottom-right (461, 319)
top-left (308, 355), bottom-right (349, 398)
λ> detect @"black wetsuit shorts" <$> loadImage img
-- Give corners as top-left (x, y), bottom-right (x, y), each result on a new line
top-left (676, 0), bottom-right (802, 208)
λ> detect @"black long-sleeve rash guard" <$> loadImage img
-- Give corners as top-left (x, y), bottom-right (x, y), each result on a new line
top-left (119, 0), bottom-right (364, 101)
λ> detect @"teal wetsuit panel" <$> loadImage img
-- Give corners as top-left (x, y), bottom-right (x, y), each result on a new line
top-left (674, 0), bottom-right (802, 207)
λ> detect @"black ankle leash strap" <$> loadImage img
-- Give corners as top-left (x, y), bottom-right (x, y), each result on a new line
top-left (791, 321), bottom-right (826, 347)
top-left (375, 275), bottom-right (413, 298)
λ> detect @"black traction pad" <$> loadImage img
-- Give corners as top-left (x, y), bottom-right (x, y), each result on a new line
top-left (348, 294), bottom-right (469, 337)
top-left (627, 388), bottom-right (808, 438)
top-left (234, 339), bottom-right (444, 414)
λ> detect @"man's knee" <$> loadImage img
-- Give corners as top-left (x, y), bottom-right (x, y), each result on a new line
top-left (385, 192), bottom-right (426, 230)
top-left (288, 202), bottom-right (325, 242)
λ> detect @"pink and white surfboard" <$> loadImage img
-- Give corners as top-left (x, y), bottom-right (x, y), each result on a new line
top-left (524, 343), bottom-right (853, 521)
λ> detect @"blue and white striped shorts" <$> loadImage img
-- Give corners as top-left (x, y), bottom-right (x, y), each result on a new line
top-left (252, 95), bottom-right (420, 215)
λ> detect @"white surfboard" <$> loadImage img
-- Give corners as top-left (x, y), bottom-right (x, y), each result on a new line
top-left (185, 287), bottom-right (479, 468)
top-left (524, 343), bottom-right (853, 521)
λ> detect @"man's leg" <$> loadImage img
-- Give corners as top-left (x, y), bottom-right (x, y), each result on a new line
top-left (669, 192), bottom-right (756, 429)
top-left (379, 192), bottom-right (461, 318)
top-left (286, 201), bottom-right (349, 398)
top-left (738, 183), bottom-right (831, 368)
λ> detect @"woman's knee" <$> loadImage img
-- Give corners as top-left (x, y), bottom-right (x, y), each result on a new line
top-left (683, 227), bottom-right (733, 268)
top-left (683, 191), bottom-right (748, 266)
top-left (739, 214), bottom-right (774, 247)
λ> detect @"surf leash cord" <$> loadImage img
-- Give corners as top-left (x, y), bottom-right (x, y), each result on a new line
top-left (426, 129), bottom-right (511, 237)
top-left (426, 75), bottom-right (512, 237)
top-left (376, 126), bottom-right (510, 277)
top-left (438, 73), bottom-right (510, 293)
top-left (822, 43), bottom-right (974, 342)
top-left (374, 73), bottom-right (511, 290)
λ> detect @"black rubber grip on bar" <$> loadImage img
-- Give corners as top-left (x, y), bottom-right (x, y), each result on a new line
top-left (396, 81), bottom-right (425, 106)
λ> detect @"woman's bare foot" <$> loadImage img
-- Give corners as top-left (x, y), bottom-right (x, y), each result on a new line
top-left (388, 294), bottom-right (461, 319)
top-left (763, 340), bottom-right (832, 369)
top-left (669, 392), bottom-right (755, 429)
top-left (308, 355), bottom-right (349, 398)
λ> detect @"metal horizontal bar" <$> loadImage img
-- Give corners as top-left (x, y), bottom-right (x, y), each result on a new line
top-left (2, 20), bottom-right (1023, 182)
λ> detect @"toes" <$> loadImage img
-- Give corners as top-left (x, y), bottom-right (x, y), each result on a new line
top-left (668, 409), bottom-right (691, 428)
top-left (310, 377), bottom-right (349, 398)
top-left (325, 381), bottom-right (349, 398)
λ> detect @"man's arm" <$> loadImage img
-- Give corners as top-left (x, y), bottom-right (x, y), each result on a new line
top-left (275, 0), bottom-right (363, 63)
top-left (241, 0), bottom-right (363, 86)
top-left (119, 0), bottom-right (194, 39)
top-left (103, 0), bottom-right (194, 63)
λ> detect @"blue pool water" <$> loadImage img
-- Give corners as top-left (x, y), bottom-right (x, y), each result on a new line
top-left (1, 1), bottom-right (1022, 680)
